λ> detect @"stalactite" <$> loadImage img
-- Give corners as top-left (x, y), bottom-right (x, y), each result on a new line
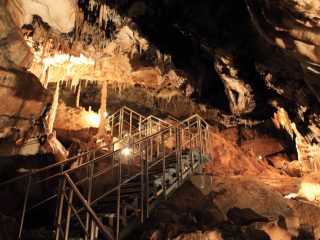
top-left (69, 80), bottom-right (73, 89)
top-left (48, 66), bottom-right (63, 133)
top-left (118, 82), bottom-right (122, 96)
top-left (41, 38), bottom-right (48, 63)
top-left (76, 81), bottom-right (81, 107)
top-left (48, 81), bottom-right (60, 133)
top-left (96, 80), bottom-right (107, 137)
top-left (99, 4), bottom-right (104, 27)
top-left (43, 66), bottom-right (50, 88)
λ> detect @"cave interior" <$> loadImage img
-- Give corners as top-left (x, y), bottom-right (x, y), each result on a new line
top-left (0, 0), bottom-right (320, 239)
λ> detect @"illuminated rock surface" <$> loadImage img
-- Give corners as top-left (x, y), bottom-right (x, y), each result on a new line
top-left (0, 0), bottom-right (320, 239)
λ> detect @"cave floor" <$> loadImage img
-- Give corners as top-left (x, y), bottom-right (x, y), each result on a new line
top-left (131, 174), bottom-right (320, 240)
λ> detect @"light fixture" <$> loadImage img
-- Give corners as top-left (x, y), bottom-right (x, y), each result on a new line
top-left (122, 147), bottom-right (131, 156)
top-left (86, 114), bottom-right (100, 127)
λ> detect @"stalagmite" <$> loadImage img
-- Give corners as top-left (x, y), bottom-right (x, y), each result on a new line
top-left (76, 81), bottom-right (81, 107)
top-left (96, 79), bottom-right (107, 137)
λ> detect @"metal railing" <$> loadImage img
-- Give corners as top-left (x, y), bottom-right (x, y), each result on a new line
top-left (107, 106), bottom-right (146, 140)
top-left (54, 114), bottom-right (212, 239)
top-left (0, 106), bottom-right (213, 240)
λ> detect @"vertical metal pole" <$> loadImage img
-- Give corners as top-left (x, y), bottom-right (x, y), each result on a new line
top-left (198, 118), bottom-right (203, 173)
top-left (112, 154), bottom-right (115, 184)
top-left (53, 165), bottom-right (64, 232)
top-left (111, 116), bottom-right (114, 137)
top-left (64, 189), bottom-right (74, 240)
top-left (206, 126), bottom-right (209, 154)
top-left (116, 152), bottom-right (121, 240)
top-left (150, 134), bottom-right (153, 161)
top-left (85, 162), bottom-right (94, 240)
top-left (210, 132), bottom-right (213, 160)
top-left (178, 126), bottom-right (183, 184)
top-left (18, 174), bottom-right (31, 239)
top-left (118, 113), bottom-right (121, 140)
top-left (55, 178), bottom-right (66, 240)
top-left (175, 126), bottom-right (181, 187)
top-left (162, 131), bottom-right (166, 199)
top-left (140, 142), bottom-right (144, 222)
top-left (145, 140), bottom-right (149, 218)
top-left (149, 118), bottom-right (152, 136)
top-left (89, 219), bottom-right (95, 240)
top-left (94, 224), bottom-right (99, 239)
top-left (129, 112), bottom-right (132, 135)
top-left (189, 121), bottom-right (194, 173)
top-left (120, 108), bottom-right (124, 138)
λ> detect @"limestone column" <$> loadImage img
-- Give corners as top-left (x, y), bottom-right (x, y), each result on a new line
top-left (96, 80), bottom-right (108, 137)
top-left (76, 81), bottom-right (81, 107)
top-left (48, 80), bottom-right (60, 133)
top-left (48, 66), bottom-right (63, 133)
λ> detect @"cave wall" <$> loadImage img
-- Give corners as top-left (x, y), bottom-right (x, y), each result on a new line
top-left (0, 0), bottom-right (319, 167)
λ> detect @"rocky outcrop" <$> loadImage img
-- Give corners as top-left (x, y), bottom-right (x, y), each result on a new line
top-left (245, 0), bottom-right (320, 101)
top-left (214, 53), bottom-right (256, 116)
top-left (0, 68), bottom-right (51, 155)
top-left (0, 3), bottom-right (32, 68)
top-left (135, 175), bottom-right (320, 240)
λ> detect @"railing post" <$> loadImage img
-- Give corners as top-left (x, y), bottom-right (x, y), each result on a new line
top-left (118, 110), bottom-right (121, 139)
top-left (129, 111), bottom-right (132, 135)
top-left (161, 131), bottom-right (166, 199)
top-left (175, 126), bottom-right (181, 187)
top-left (53, 165), bottom-right (64, 234)
top-left (85, 162), bottom-right (94, 240)
top-left (18, 173), bottom-right (31, 239)
top-left (145, 140), bottom-right (149, 218)
top-left (140, 142), bottom-right (144, 223)
top-left (112, 154), bottom-right (115, 184)
top-left (198, 118), bottom-right (203, 174)
top-left (90, 219), bottom-right (96, 240)
top-left (63, 174), bottom-right (114, 240)
top-left (64, 189), bottom-right (74, 240)
top-left (189, 121), bottom-right (194, 174)
top-left (55, 177), bottom-right (66, 240)
top-left (206, 125), bottom-right (209, 154)
top-left (111, 115), bottom-right (114, 136)
top-left (116, 152), bottom-right (121, 240)
top-left (121, 107), bottom-right (124, 138)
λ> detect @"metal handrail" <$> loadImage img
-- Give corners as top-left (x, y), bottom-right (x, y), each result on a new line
top-left (64, 125), bottom-right (176, 175)
top-left (0, 113), bottom-right (210, 188)
top-left (0, 107), bottom-right (146, 188)
top-left (1, 106), bottom-right (213, 240)
top-left (63, 173), bottom-right (115, 240)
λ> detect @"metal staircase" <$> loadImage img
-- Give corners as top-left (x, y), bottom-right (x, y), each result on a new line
top-left (0, 106), bottom-right (214, 240)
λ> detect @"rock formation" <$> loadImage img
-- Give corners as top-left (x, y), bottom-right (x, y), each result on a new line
top-left (0, 0), bottom-right (320, 239)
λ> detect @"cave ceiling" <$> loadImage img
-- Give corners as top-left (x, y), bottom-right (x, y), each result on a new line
top-left (0, 0), bottom-right (319, 145)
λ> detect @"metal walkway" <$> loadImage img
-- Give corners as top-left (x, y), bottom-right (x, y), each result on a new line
top-left (0, 106), bottom-right (214, 240)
